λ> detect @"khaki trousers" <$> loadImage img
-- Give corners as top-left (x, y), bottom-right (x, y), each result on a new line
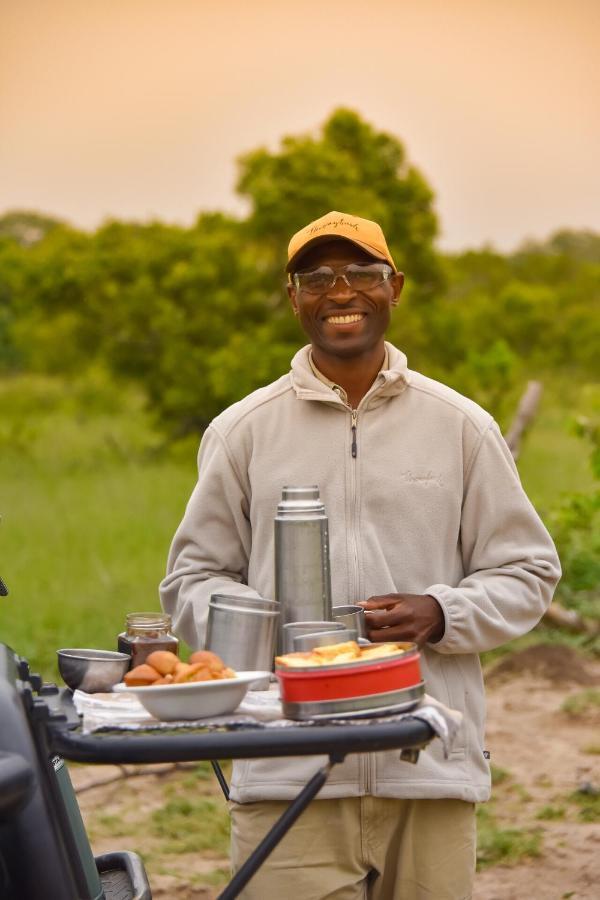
top-left (230, 796), bottom-right (476, 900)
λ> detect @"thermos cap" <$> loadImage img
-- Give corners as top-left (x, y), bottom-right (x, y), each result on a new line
top-left (277, 485), bottom-right (326, 517)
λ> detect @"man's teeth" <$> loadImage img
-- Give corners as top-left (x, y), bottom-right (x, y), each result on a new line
top-left (326, 314), bottom-right (364, 324)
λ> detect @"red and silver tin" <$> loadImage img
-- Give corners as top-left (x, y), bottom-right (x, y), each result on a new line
top-left (276, 643), bottom-right (422, 719)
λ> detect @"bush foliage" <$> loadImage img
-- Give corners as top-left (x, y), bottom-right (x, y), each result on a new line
top-left (1, 108), bottom-right (598, 437)
top-left (0, 108), bottom-right (598, 624)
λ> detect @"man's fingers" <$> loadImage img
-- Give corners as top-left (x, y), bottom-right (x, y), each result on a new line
top-left (363, 607), bottom-right (408, 628)
top-left (360, 596), bottom-right (402, 611)
top-left (368, 625), bottom-right (420, 644)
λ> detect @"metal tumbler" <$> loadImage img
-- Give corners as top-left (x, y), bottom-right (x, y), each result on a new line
top-left (274, 486), bottom-right (333, 651)
top-left (332, 604), bottom-right (368, 640)
top-left (205, 593), bottom-right (279, 685)
top-left (282, 620), bottom-right (346, 653)
top-left (293, 628), bottom-right (358, 652)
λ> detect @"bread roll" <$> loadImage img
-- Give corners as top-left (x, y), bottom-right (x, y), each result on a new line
top-left (124, 664), bottom-right (161, 686)
top-left (219, 666), bottom-right (236, 679)
top-left (145, 650), bottom-right (179, 675)
top-left (174, 660), bottom-right (191, 676)
top-left (173, 662), bottom-right (212, 684)
top-left (189, 650), bottom-right (226, 673)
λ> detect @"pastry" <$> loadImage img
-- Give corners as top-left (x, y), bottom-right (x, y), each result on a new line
top-left (276, 641), bottom-right (406, 668)
top-left (145, 650), bottom-right (179, 675)
top-left (124, 663), bottom-right (161, 686)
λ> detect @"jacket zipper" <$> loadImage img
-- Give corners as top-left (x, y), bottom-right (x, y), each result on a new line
top-left (349, 404), bottom-right (368, 792)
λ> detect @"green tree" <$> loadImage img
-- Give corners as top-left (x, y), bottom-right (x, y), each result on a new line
top-left (237, 108), bottom-right (444, 305)
top-left (0, 210), bottom-right (66, 246)
top-left (2, 119), bottom-right (598, 440)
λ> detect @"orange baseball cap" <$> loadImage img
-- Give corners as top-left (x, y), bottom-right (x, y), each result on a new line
top-left (286, 211), bottom-right (397, 273)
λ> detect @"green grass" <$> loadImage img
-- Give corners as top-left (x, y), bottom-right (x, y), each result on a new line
top-left (0, 456), bottom-right (196, 678)
top-left (490, 764), bottom-right (510, 786)
top-left (561, 689), bottom-right (600, 718)
top-left (476, 806), bottom-right (543, 869)
top-left (0, 374), bottom-right (197, 679)
top-left (93, 813), bottom-right (134, 837)
top-left (582, 744), bottom-right (600, 755)
top-left (150, 793), bottom-right (231, 855)
top-left (180, 761), bottom-right (231, 789)
top-left (567, 789), bottom-right (600, 823)
top-left (516, 378), bottom-right (598, 513)
top-left (0, 371), bottom-right (597, 680)
top-left (535, 805), bottom-right (566, 821)
top-left (198, 867), bottom-right (231, 887)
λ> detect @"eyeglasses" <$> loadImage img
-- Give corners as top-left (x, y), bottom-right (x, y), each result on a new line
top-left (293, 263), bottom-right (393, 295)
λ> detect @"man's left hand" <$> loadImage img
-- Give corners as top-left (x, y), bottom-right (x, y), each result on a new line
top-left (359, 594), bottom-right (445, 647)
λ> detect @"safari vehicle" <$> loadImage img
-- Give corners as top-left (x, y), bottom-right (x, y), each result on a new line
top-left (0, 574), bottom-right (151, 900)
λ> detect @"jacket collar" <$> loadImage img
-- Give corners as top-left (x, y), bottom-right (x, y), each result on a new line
top-left (290, 342), bottom-right (410, 407)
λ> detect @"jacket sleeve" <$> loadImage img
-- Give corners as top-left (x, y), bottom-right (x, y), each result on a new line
top-left (159, 425), bottom-right (261, 648)
top-left (425, 421), bottom-right (561, 654)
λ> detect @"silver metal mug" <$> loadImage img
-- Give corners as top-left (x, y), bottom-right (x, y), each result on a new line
top-left (332, 604), bottom-right (367, 639)
top-left (282, 620), bottom-right (345, 653)
top-left (292, 627), bottom-right (358, 652)
top-left (206, 593), bottom-right (279, 683)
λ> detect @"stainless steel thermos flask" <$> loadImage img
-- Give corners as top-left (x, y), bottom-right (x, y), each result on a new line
top-left (274, 485), bottom-right (333, 650)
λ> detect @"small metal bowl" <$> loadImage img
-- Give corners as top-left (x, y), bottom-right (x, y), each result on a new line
top-left (57, 648), bottom-right (130, 693)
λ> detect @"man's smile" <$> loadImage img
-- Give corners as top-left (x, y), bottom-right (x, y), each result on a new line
top-left (324, 312), bottom-right (366, 324)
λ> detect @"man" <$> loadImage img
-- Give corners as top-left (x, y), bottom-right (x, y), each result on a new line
top-left (160, 211), bottom-right (560, 899)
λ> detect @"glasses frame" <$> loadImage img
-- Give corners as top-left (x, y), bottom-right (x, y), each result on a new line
top-left (292, 262), bottom-right (394, 295)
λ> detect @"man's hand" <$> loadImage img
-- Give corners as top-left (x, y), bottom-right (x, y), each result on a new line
top-left (358, 593), bottom-right (445, 647)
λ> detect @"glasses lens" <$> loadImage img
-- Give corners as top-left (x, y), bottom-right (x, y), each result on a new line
top-left (296, 267), bottom-right (335, 294)
top-left (345, 264), bottom-right (390, 290)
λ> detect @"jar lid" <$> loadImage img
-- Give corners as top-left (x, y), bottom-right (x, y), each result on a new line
top-left (125, 611), bottom-right (172, 629)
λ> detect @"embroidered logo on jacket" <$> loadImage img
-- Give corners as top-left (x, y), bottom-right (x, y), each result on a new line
top-left (400, 470), bottom-right (443, 488)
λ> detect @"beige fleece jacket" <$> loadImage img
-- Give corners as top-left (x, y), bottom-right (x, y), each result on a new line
top-left (160, 343), bottom-right (560, 803)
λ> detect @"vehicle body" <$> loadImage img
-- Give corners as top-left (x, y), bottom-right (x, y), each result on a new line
top-left (0, 641), bottom-right (150, 899)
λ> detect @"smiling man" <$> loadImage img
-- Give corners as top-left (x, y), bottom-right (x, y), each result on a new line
top-left (161, 211), bottom-right (560, 899)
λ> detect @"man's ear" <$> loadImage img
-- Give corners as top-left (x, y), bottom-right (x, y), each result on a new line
top-left (391, 272), bottom-right (405, 307)
top-left (287, 282), bottom-right (299, 315)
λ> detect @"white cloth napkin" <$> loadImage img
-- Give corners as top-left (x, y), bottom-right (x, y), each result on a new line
top-left (72, 687), bottom-right (461, 758)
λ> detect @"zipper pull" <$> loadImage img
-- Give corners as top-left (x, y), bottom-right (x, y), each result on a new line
top-left (351, 409), bottom-right (358, 458)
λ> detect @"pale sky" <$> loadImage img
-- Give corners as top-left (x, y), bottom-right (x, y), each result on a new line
top-left (1, 0), bottom-right (599, 250)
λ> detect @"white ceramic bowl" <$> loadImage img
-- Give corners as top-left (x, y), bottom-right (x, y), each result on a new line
top-left (113, 671), bottom-right (270, 721)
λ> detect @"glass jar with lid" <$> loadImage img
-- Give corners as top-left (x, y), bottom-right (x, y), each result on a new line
top-left (117, 611), bottom-right (179, 668)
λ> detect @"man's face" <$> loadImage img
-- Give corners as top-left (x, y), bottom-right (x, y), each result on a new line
top-left (287, 240), bottom-right (404, 362)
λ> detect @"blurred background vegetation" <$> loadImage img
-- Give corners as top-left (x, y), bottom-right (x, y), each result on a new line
top-left (0, 108), bottom-right (598, 676)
